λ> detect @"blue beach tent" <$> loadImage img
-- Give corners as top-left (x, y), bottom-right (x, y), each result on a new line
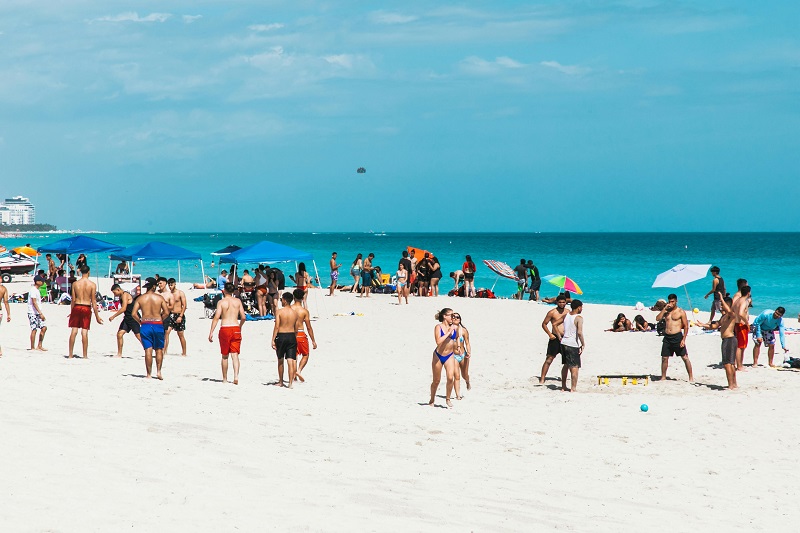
top-left (220, 240), bottom-right (313, 265)
top-left (38, 235), bottom-right (123, 255)
top-left (36, 235), bottom-right (124, 281)
top-left (109, 241), bottom-right (204, 283)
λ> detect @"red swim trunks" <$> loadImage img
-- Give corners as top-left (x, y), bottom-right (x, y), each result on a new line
top-left (68, 304), bottom-right (92, 330)
top-left (296, 331), bottom-right (309, 356)
top-left (735, 323), bottom-right (749, 349)
top-left (219, 325), bottom-right (242, 356)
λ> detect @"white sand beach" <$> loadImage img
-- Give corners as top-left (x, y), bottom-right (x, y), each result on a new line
top-left (1, 279), bottom-right (799, 531)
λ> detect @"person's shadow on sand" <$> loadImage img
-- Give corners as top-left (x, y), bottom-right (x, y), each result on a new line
top-left (122, 373), bottom-right (149, 379)
top-left (201, 377), bottom-right (224, 383)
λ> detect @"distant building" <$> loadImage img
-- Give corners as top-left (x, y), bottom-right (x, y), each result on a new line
top-left (0, 196), bottom-right (36, 225)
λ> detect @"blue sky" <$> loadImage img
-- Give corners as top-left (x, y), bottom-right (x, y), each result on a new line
top-left (1, 1), bottom-right (798, 232)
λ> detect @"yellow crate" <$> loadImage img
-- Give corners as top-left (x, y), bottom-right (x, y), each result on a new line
top-left (597, 375), bottom-right (649, 386)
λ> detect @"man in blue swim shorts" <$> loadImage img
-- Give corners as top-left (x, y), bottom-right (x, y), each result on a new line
top-left (132, 277), bottom-right (170, 380)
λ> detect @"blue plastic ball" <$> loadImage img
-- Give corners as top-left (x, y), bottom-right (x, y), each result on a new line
top-left (640, 404), bottom-right (649, 412)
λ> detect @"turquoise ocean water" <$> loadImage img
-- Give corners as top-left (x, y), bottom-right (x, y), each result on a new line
top-left (3, 232), bottom-right (799, 313)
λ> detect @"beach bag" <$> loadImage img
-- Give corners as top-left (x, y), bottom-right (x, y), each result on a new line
top-left (656, 318), bottom-right (666, 336)
top-left (788, 358), bottom-right (800, 369)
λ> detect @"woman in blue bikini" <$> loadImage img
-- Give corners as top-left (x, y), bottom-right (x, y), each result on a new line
top-left (429, 307), bottom-right (458, 408)
top-left (452, 312), bottom-right (472, 399)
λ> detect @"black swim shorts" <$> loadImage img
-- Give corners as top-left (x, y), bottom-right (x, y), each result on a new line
top-left (721, 337), bottom-right (736, 366)
top-left (165, 313), bottom-right (186, 332)
top-left (561, 345), bottom-right (581, 368)
top-left (546, 337), bottom-right (562, 356)
top-left (119, 317), bottom-right (141, 335)
top-left (275, 332), bottom-right (297, 360)
top-left (661, 333), bottom-right (687, 357)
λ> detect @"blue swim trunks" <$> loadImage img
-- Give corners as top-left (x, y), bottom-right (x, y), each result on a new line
top-left (140, 322), bottom-right (165, 350)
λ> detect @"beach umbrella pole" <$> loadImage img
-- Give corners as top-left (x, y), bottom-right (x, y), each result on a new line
top-left (684, 284), bottom-right (693, 311)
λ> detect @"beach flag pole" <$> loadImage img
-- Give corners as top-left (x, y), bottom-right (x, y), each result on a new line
top-left (200, 260), bottom-right (206, 292)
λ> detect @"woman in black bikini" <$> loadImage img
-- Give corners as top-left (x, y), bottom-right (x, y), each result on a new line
top-left (429, 307), bottom-right (457, 408)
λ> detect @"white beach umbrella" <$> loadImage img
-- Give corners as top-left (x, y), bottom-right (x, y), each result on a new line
top-left (651, 264), bottom-right (711, 310)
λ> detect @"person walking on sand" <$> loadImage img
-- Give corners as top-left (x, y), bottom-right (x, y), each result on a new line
top-left (560, 300), bottom-right (585, 392)
top-left (396, 262), bottom-right (409, 304)
top-left (717, 297), bottom-right (739, 389)
top-left (656, 294), bottom-right (694, 382)
top-left (732, 285), bottom-right (751, 371)
top-left (429, 308), bottom-right (458, 408)
top-left (208, 282), bottom-right (246, 384)
top-left (272, 292), bottom-right (299, 388)
top-left (360, 253), bottom-right (375, 298)
top-left (27, 278), bottom-right (47, 351)
top-left (462, 255), bottom-right (476, 298)
top-left (291, 288), bottom-right (317, 382)
top-left (109, 284), bottom-right (141, 357)
top-left (132, 278), bottom-right (170, 379)
top-left (350, 254), bottom-right (363, 293)
top-left (751, 307), bottom-right (788, 367)
top-left (452, 312), bottom-right (472, 398)
top-left (328, 252), bottom-right (341, 296)
top-left (68, 265), bottom-right (104, 359)
top-left (539, 294), bottom-right (569, 384)
top-left (164, 278), bottom-right (187, 356)
top-left (704, 266), bottom-right (726, 323)
top-left (0, 280), bottom-right (9, 357)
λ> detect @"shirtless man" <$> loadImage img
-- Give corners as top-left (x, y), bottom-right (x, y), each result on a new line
top-left (109, 284), bottom-right (141, 357)
top-left (328, 252), bottom-right (341, 296)
top-left (208, 282), bottom-right (246, 384)
top-left (164, 278), bottom-right (187, 356)
top-left (68, 265), bottom-right (104, 359)
top-left (731, 285), bottom-right (751, 371)
top-left (132, 278), bottom-right (170, 379)
top-left (360, 253), bottom-right (374, 298)
top-left (0, 280), bottom-right (10, 357)
top-left (656, 293), bottom-right (694, 382)
top-left (271, 292), bottom-right (299, 388)
top-left (291, 288), bottom-right (317, 382)
top-left (539, 294), bottom-right (569, 384)
top-left (717, 297), bottom-right (739, 389)
top-left (46, 254), bottom-right (57, 280)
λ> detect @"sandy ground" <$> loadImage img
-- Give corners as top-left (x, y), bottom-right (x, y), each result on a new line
top-left (1, 277), bottom-right (799, 532)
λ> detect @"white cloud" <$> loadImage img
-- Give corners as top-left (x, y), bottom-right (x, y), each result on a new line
top-left (460, 56), bottom-right (526, 75)
top-left (182, 15), bottom-right (202, 24)
top-left (369, 12), bottom-right (419, 25)
top-left (90, 12), bottom-right (172, 23)
top-left (248, 23), bottom-right (284, 32)
top-left (540, 60), bottom-right (590, 76)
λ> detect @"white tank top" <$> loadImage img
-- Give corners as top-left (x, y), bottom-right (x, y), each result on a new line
top-left (562, 313), bottom-right (580, 348)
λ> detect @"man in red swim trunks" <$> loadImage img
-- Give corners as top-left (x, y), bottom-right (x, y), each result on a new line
top-left (731, 285), bottom-right (751, 371)
top-left (68, 265), bottom-right (104, 358)
top-left (208, 282), bottom-right (246, 384)
top-left (291, 288), bottom-right (317, 382)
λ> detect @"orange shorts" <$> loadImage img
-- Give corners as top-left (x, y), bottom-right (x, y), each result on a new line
top-left (219, 325), bottom-right (242, 356)
top-left (68, 304), bottom-right (92, 330)
top-left (735, 323), bottom-right (749, 349)
top-left (296, 331), bottom-right (309, 356)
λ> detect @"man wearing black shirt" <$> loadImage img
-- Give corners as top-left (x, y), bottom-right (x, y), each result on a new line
top-left (513, 259), bottom-right (528, 300)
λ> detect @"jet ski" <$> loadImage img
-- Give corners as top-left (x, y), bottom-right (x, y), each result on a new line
top-left (0, 251), bottom-right (36, 283)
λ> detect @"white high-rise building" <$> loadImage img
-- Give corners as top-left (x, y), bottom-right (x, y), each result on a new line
top-left (0, 196), bottom-right (36, 225)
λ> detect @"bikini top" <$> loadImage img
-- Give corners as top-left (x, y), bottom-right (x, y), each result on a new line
top-left (439, 326), bottom-right (457, 340)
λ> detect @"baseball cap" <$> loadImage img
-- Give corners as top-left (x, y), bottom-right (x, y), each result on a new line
top-left (143, 276), bottom-right (157, 289)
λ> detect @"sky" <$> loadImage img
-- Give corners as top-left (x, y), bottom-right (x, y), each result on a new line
top-left (1, 1), bottom-right (798, 232)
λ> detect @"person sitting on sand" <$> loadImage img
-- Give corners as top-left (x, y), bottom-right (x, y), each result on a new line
top-left (193, 276), bottom-right (217, 290)
top-left (610, 313), bottom-right (632, 332)
top-left (429, 307), bottom-right (458, 408)
top-left (633, 315), bottom-right (654, 331)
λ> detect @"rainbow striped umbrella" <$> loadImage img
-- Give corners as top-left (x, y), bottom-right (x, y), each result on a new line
top-left (543, 274), bottom-right (583, 295)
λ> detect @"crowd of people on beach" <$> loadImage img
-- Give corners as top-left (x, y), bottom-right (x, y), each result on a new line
top-left (2, 251), bottom-right (795, 408)
top-left (599, 266), bottom-right (792, 391)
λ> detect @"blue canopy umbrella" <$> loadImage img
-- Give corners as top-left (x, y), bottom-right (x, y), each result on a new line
top-left (38, 235), bottom-right (122, 255)
top-left (220, 240), bottom-right (313, 264)
top-left (109, 241), bottom-right (203, 283)
top-left (37, 235), bottom-right (123, 283)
